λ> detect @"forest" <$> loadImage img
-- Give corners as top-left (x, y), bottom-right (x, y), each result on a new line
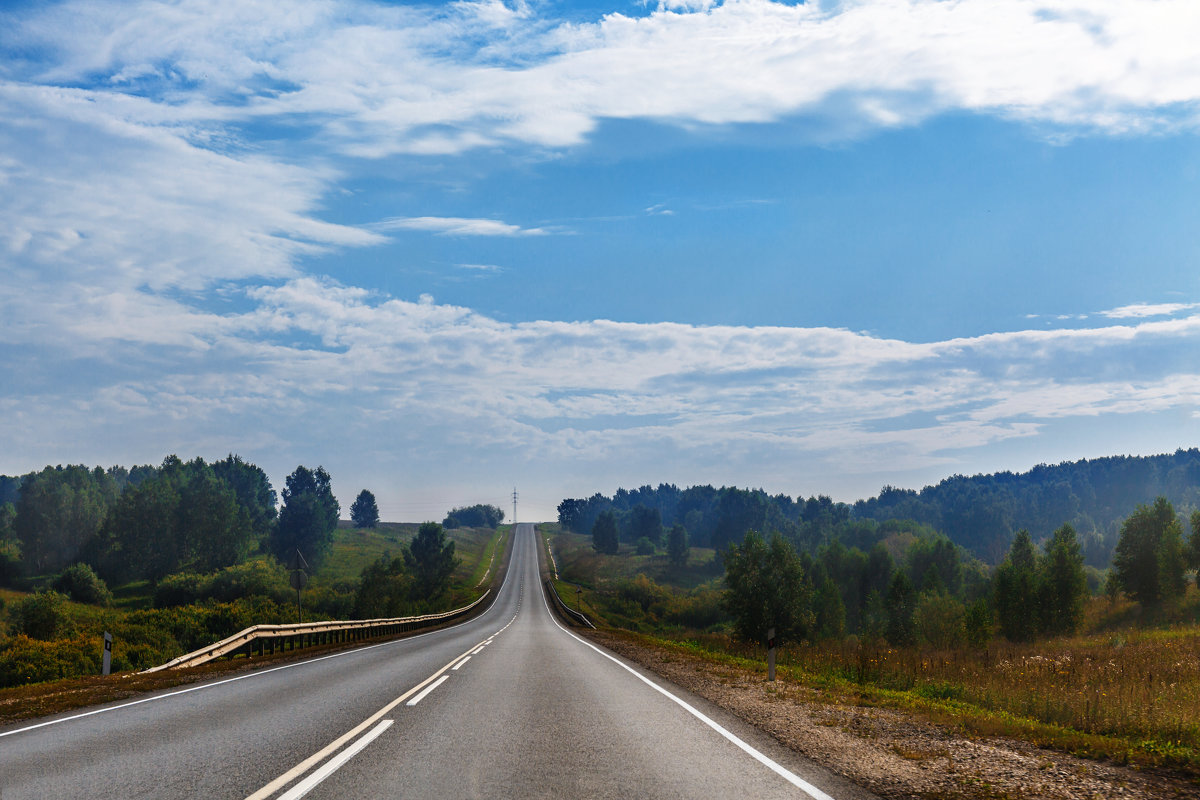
top-left (556, 449), bottom-right (1200, 647)
top-left (557, 448), bottom-right (1200, 567)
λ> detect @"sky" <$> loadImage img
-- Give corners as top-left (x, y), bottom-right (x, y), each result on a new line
top-left (1, 0), bottom-right (1198, 523)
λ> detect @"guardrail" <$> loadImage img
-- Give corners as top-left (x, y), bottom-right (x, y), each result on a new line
top-left (545, 580), bottom-right (594, 629)
top-left (142, 590), bottom-right (492, 673)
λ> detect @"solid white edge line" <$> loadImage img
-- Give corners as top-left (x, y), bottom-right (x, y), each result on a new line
top-left (277, 719), bottom-right (394, 800)
top-left (534, 540), bottom-right (837, 800)
top-left (406, 674), bottom-right (449, 707)
top-left (452, 656), bottom-right (471, 671)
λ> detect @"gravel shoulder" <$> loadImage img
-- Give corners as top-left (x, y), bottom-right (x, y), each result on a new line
top-left (587, 629), bottom-right (1198, 800)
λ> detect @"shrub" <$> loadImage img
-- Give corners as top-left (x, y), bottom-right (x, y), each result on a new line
top-left (7, 590), bottom-right (73, 640)
top-left (206, 558), bottom-right (291, 604)
top-left (53, 563), bottom-right (112, 606)
top-left (0, 634), bottom-right (100, 687)
top-left (914, 592), bottom-right (965, 650)
top-left (154, 572), bottom-right (204, 607)
top-left (635, 537), bottom-right (656, 555)
top-left (0, 539), bottom-right (21, 587)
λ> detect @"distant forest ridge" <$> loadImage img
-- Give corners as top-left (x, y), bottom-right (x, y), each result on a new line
top-left (557, 449), bottom-right (1200, 567)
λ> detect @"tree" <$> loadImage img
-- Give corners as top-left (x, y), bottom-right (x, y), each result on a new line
top-left (629, 505), bottom-right (663, 546)
top-left (591, 510), bottom-right (619, 555)
top-left (884, 570), bottom-right (916, 646)
top-left (404, 522), bottom-right (459, 604)
top-left (14, 465), bottom-right (117, 574)
top-left (557, 498), bottom-right (584, 533)
top-left (354, 552), bottom-right (411, 618)
top-left (94, 471), bottom-right (181, 582)
top-left (812, 575), bottom-right (846, 640)
top-left (89, 457), bottom-right (254, 582)
top-left (351, 490), bottom-right (381, 529)
top-left (272, 466), bottom-right (340, 566)
top-left (443, 504), bottom-right (504, 529)
top-left (1112, 497), bottom-right (1185, 609)
top-left (722, 530), bottom-right (812, 645)
top-left (211, 454), bottom-right (277, 541)
top-left (914, 592), bottom-right (965, 650)
top-left (905, 534), bottom-right (962, 596)
top-left (667, 523), bottom-right (689, 566)
top-left (1038, 523), bottom-right (1088, 635)
top-left (1189, 511), bottom-right (1200, 589)
top-left (995, 530), bottom-right (1040, 642)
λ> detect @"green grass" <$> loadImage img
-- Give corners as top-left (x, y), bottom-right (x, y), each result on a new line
top-left (315, 522), bottom-right (417, 586)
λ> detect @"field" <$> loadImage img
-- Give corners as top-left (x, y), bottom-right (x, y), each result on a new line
top-left (543, 525), bottom-right (1200, 777)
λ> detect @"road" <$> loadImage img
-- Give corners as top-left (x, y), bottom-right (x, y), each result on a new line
top-left (0, 524), bottom-right (875, 799)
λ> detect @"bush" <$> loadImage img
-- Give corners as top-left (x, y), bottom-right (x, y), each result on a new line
top-left (154, 559), bottom-right (291, 608)
top-left (914, 592), bottom-right (965, 650)
top-left (206, 558), bottom-right (291, 604)
top-left (53, 563), bottom-right (112, 606)
top-left (635, 537), bottom-right (656, 555)
top-left (7, 590), bottom-right (73, 640)
top-left (154, 572), bottom-right (204, 607)
top-left (0, 634), bottom-right (100, 687)
top-left (0, 539), bottom-right (21, 587)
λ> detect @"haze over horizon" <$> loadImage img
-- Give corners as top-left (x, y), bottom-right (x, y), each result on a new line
top-left (2, 0), bottom-right (1198, 523)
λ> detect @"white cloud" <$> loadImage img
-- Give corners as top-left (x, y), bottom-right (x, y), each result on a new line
top-left (6, 0), bottom-right (1200, 162)
top-left (374, 216), bottom-right (548, 236)
top-left (5, 277), bottom-right (1197, 492)
top-left (1099, 302), bottom-right (1200, 319)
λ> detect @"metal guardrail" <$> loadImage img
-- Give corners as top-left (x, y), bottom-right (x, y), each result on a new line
top-left (545, 580), bottom-right (594, 629)
top-left (142, 590), bottom-right (491, 673)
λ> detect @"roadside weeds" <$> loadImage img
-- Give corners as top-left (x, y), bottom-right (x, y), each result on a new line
top-left (587, 629), bottom-right (1200, 800)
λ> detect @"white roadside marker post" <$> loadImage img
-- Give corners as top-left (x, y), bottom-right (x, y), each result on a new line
top-left (102, 632), bottom-right (112, 676)
top-left (767, 627), bottom-right (776, 682)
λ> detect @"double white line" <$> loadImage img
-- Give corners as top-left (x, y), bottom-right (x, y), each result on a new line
top-left (247, 613), bottom-right (517, 800)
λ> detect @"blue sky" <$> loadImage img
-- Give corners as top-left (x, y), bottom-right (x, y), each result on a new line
top-left (1, 0), bottom-right (1198, 522)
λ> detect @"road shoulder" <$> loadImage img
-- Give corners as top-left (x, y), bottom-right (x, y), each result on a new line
top-left (586, 629), bottom-right (1197, 800)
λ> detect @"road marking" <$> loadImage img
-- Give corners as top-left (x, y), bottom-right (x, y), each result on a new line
top-left (537, 576), bottom-right (837, 800)
top-left (0, 620), bottom-right (475, 742)
top-left (278, 719), bottom-right (393, 800)
top-left (469, 645), bottom-right (486, 655)
top-left (406, 674), bottom-right (449, 706)
top-left (244, 641), bottom-right (482, 800)
top-left (452, 656), bottom-right (471, 670)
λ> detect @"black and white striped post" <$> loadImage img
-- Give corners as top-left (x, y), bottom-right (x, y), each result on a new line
top-left (766, 627), bottom-right (776, 682)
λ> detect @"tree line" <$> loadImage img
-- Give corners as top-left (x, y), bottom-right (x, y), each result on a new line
top-left (558, 449), bottom-right (1200, 568)
top-left (0, 456), bottom-right (354, 587)
top-left (685, 498), bottom-right (1200, 649)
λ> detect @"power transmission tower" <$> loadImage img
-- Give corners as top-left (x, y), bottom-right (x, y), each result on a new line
top-left (512, 487), bottom-right (518, 524)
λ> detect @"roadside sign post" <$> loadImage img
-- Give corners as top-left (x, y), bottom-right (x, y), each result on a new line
top-left (767, 627), bottom-right (776, 682)
top-left (102, 632), bottom-right (112, 676)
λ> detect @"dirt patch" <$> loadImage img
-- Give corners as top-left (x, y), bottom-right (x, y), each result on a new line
top-left (588, 630), bottom-right (1198, 800)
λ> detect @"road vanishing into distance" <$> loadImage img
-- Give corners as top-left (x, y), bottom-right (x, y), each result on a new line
top-left (0, 524), bottom-right (875, 799)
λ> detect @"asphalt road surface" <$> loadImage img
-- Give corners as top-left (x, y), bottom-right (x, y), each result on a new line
top-left (0, 524), bottom-right (876, 799)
